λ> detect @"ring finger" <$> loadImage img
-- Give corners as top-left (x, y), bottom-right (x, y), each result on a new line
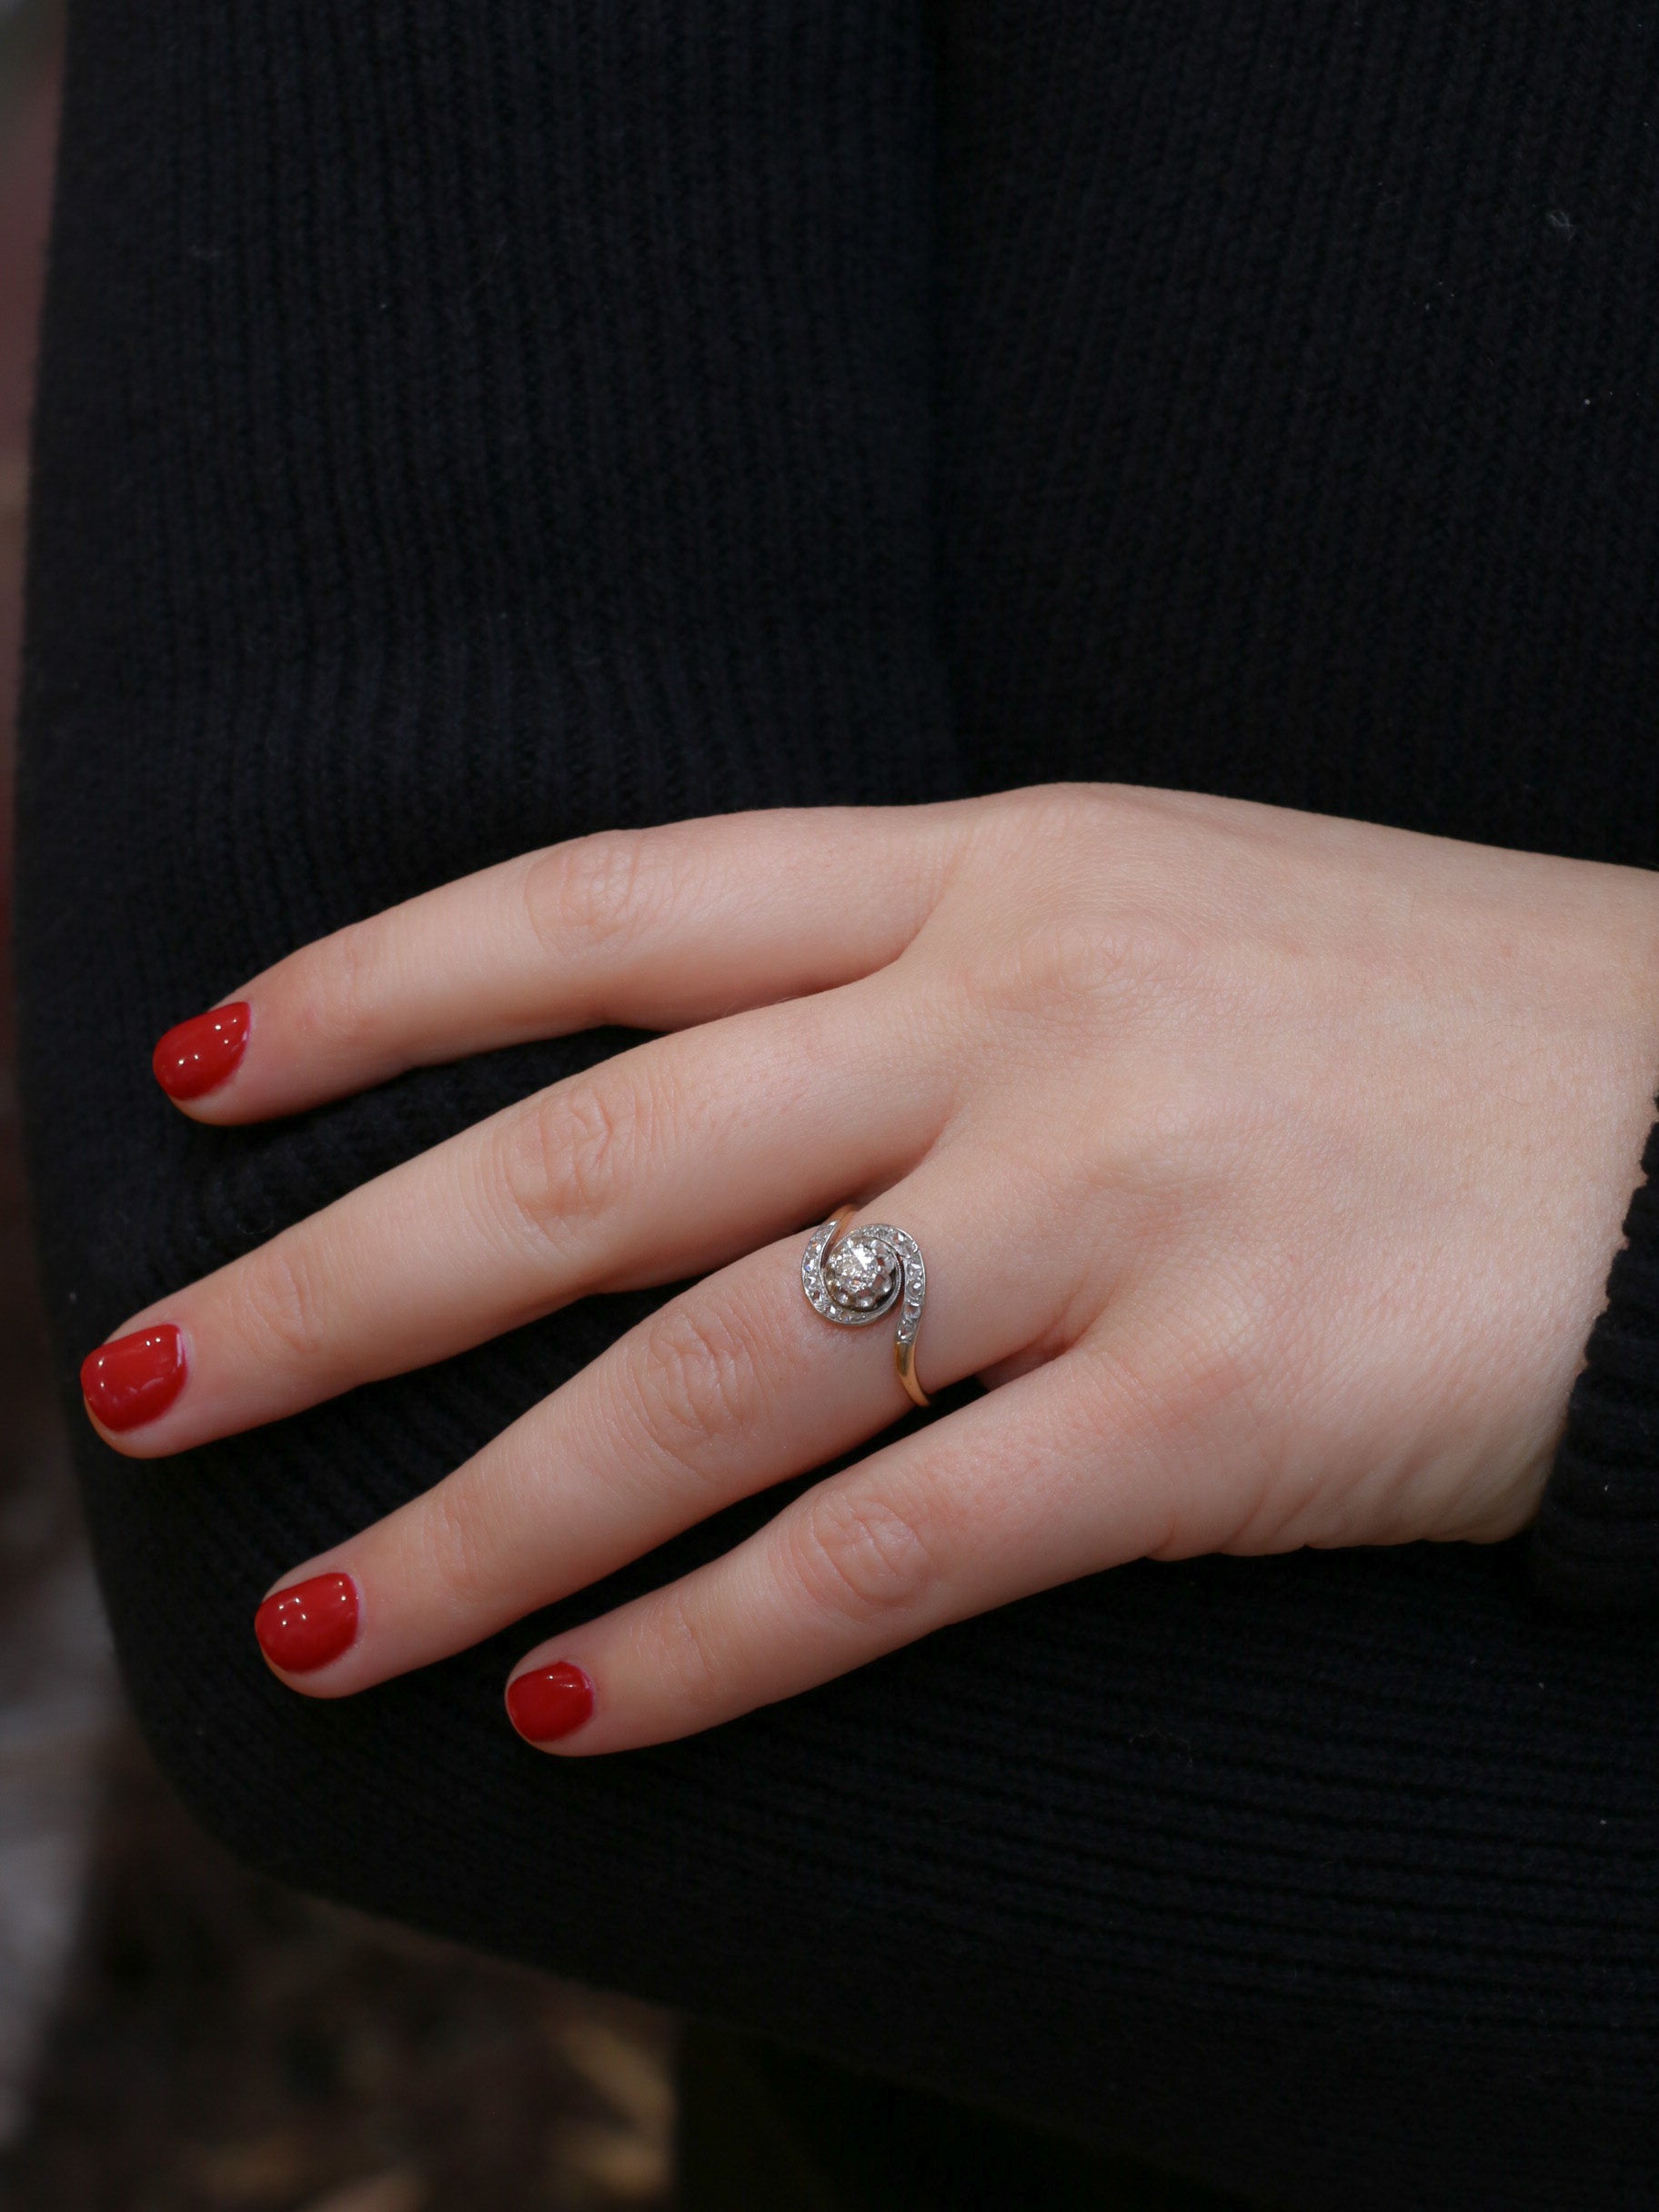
top-left (252, 1148), bottom-right (1068, 1698)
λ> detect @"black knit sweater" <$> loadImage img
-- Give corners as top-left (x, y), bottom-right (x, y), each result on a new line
top-left (16, 4), bottom-right (1659, 2205)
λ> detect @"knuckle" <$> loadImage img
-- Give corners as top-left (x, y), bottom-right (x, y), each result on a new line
top-left (290, 920), bottom-right (377, 1055)
top-left (1108, 1082), bottom-right (1222, 1195)
top-left (788, 1483), bottom-right (939, 1627)
top-left (417, 1473), bottom-right (517, 1616)
top-left (495, 1070), bottom-right (647, 1252)
top-left (649, 1586), bottom-right (723, 1705)
top-left (522, 830), bottom-right (668, 958)
top-left (233, 1238), bottom-right (332, 1371)
top-left (629, 1295), bottom-right (767, 1471)
top-left (562, 1072), bottom-right (646, 1219)
top-left (1018, 917), bottom-right (1131, 1002)
top-left (958, 916), bottom-right (1141, 1021)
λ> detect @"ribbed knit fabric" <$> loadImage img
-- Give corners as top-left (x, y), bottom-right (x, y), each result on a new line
top-left (15, 4), bottom-right (1659, 2206)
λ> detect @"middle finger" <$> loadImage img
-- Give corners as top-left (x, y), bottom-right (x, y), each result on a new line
top-left (83, 980), bottom-right (950, 1457)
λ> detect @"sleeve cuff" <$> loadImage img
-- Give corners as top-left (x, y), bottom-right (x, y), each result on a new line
top-left (1532, 1107), bottom-right (1659, 1609)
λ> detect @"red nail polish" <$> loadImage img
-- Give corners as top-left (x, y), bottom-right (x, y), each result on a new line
top-left (153, 1001), bottom-right (251, 1101)
top-left (254, 1573), bottom-right (359, 1674)
top-left (506, 1662), bottom-right (595, 1744)
top-left (81, 1324), bottom-right (187, 1431)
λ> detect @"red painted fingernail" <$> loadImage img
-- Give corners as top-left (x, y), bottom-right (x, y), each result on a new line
top-left (506, 1662), bottom-right (595, 1744)
top-left (80, 1324), bottom-right (187, 1431)
top-left (153, 1001), bottom-right (251, 1100)
top-left (254, 1573), bottom-right (360, 1674)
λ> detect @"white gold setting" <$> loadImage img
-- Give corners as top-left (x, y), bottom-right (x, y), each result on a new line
top-left (801, 1207), bottom-right (930, 1407)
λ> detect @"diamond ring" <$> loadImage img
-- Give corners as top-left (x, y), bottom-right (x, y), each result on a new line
top-left (800, 1205), bottom-right (930, 1409)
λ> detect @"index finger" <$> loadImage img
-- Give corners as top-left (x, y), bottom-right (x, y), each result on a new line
top-left (155, 804), bottom-right (967, 1123)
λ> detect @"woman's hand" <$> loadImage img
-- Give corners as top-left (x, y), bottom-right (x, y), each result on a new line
top-left (79, 788), bottom-right (1659, 1750)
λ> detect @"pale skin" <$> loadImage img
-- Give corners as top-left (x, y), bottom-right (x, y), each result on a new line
top-left (85, 786), bottom-right (1659, 1749)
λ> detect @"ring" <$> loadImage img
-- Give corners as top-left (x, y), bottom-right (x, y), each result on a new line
top-left (800, 1204), bottom-right (930, 1409)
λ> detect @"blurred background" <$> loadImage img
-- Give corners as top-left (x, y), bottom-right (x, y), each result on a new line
top-left (0, 7), bottom-right (678, 2204)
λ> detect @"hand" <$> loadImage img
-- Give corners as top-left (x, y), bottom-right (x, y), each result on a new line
top-left (79, 788), bottom-right (1659, 1751)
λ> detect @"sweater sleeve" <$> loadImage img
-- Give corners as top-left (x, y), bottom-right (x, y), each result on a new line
top-left (1533, 1110), bottom-right (1659, 1607)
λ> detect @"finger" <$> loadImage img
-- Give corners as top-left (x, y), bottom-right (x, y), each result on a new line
top-left (502, 1349), bottom-right (1172, 1755)
top-left (86, 979), bottom-right (954, 1457)
top-left (247, 1150), bottom-right (1072, 1698)
top-left (156, 805), bottom-right (968, 1122)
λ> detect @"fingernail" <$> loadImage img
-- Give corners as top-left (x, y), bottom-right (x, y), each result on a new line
top-left (254, 1573), bottom-right (360, 1674)
top-left (153, 1001), bottom-right (251, 1101)
top-left (81, 1324), bottom-right (187, 1431)
top-left (506, 1661), bottom-right (595, 1744)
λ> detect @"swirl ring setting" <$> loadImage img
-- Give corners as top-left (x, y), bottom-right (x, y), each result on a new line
top-left (800, 1205), bottom-right (930, 1409)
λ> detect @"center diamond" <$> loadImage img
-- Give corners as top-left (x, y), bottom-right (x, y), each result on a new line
top-left (825, 1235), bottom-right (897, 1312)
